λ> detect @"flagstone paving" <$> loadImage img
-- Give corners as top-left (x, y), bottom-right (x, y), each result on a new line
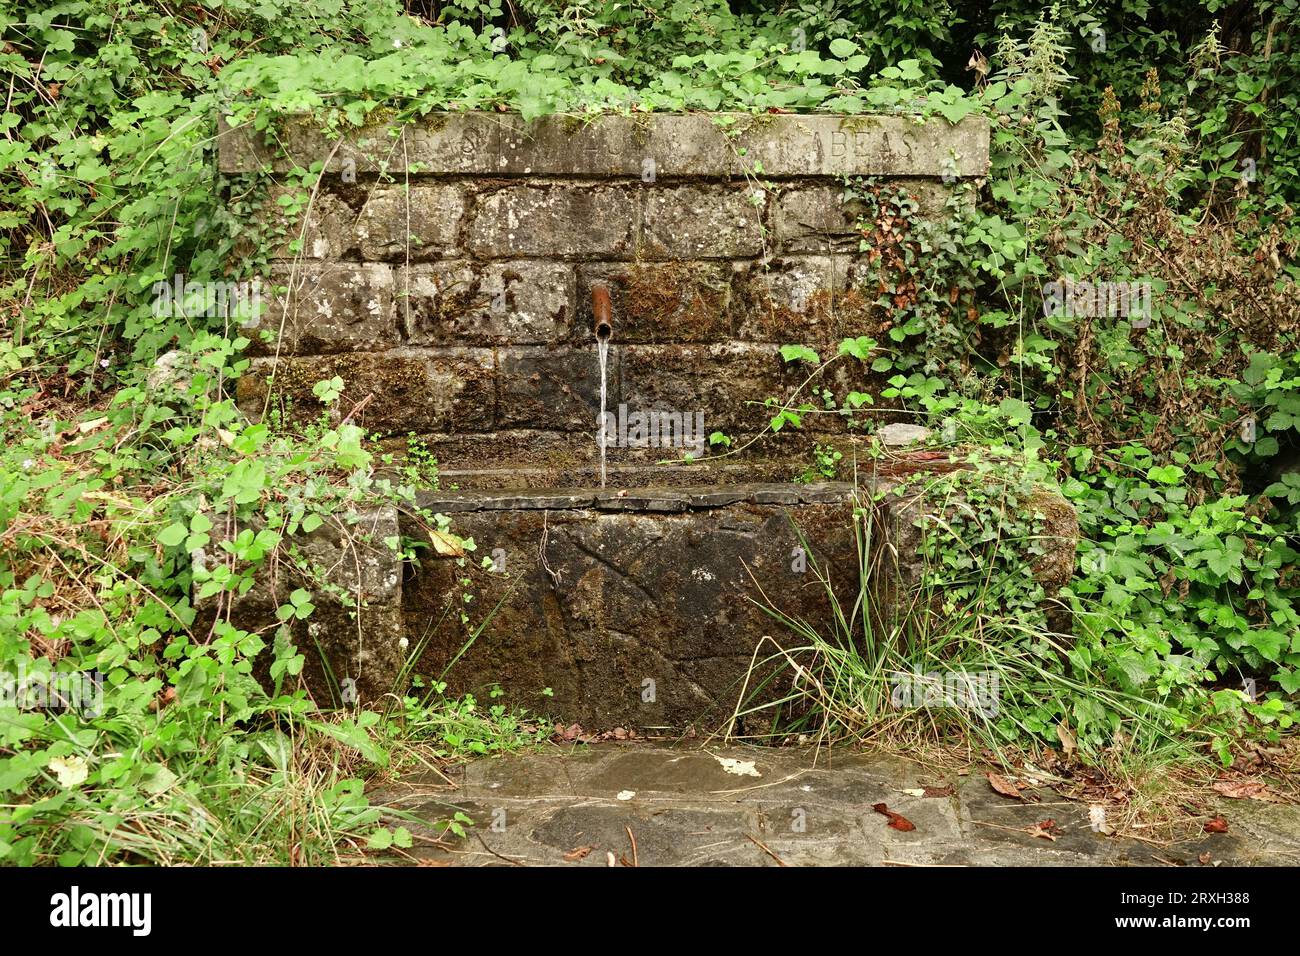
top-left (377, 742), bottom-right (1300, 866)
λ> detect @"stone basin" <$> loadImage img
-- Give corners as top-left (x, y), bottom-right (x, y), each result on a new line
top-left (396, 473), bottom-right (1075, 731)
top-left (405, 481), bottom-right (864, 730)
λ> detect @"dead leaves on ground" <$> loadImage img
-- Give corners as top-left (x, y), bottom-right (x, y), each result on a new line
top-left (551, 723), bottom-right (640, 744)
top-left (901, 785), bottom-right (954, 799)
top-left (563, 828), bottom-right (638, 866)
top-left (1028, 819), bottom-right (1058, 841)
top-left (1211, 779), bottom-right (1284, 803)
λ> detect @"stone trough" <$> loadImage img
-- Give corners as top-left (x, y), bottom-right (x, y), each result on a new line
top-left (215, 110), bottom-right (1076, 729)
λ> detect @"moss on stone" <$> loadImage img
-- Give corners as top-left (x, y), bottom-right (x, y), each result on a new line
top-left (621, 260), bottom-right (730, 338)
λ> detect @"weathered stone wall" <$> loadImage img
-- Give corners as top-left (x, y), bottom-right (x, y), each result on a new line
top-left (219, 112), bottom-right (989, 487)
top-left (195, 507), bottom-right (406, 704)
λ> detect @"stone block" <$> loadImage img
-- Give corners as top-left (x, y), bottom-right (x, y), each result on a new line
top-left (248, 263), bottom-right (398, 356)
top-left (618, 343), bottom-right (793, 433)
top-left (640, 185), bottom-right (766, 259)
top-left (403, 491), bottom-right (860, 729)
top-left (219, 113), bottom-right (991, 179)
top-left (772, 178), bottom-right (965, 254)
top-left (237, 349), bottom-right (496, 435)
top-left (730, 256), bottom-right (889, 345)
top-left (772, 184), bottom-right (863, 254)
top-left (195, 506), bottom-right (405, 706)
top-left (467, 184), bottom-right (637, 258)
top-left (575, 262), bottom-right (731, 344)
top-left (497, 346), bottom-right (612, 432)
top-left (355, 184), bottom-right (466, 260)
top-left (399, 261), bottom-right (573, 345)
top-left (262, 186), bottom-right (359, 260)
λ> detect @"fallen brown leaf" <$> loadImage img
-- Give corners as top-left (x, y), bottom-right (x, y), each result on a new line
top-left (1203, 816), bottom-right (1230, 834)
top-left (872, 802), bottom-right (916, 832)
top-left (427, 530), bottom-right (465, 557)
top-left (554, 722), bottom-right (584, 741)
top-left (988, 772), bottom-right (1024, 800)
top-left (1028, 819), bottom-right (1057, 841)
top-left (1212, 779), bottom-right (1280, 802)
top-left (1056, 721), bottom-right (1077, 756)
top-left (563, 845), bottom-right (595, 862)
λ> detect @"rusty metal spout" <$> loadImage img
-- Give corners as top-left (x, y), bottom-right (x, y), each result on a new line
top-left (592, 284), bottom-right (613, 341)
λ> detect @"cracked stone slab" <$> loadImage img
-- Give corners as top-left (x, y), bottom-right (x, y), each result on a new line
top-left (403, 479), bottom-right (1074, 729)
top-left (592, 489), bottom-right (694, 512)
top-left (403, 496), bottom-right (861, 727)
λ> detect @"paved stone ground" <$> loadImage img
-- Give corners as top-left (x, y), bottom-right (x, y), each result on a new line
top-left (377, 742), bottom-right (1300, 866)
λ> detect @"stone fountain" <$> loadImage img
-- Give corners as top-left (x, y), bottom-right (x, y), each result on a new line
top-left (215, 111), bottom-right (1076, 730)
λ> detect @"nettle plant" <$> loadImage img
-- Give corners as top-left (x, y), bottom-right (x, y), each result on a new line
top-left (1064, 444), bottom-right (1300, 690)
top-left (0, 319), bottom-right (505, 862)
top-left (707, 173), bottom-right (991, 477)
top-left (217, 0), bottom-right (982, 123)
top-left (908, 458), bottom-right (1051, 626)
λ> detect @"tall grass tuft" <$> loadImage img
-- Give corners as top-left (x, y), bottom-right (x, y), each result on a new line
top-left (726, 491), bottom-right (1199, 767)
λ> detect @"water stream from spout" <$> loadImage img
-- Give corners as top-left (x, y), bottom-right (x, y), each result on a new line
top-left (597, 335), bottom-right (609, 488)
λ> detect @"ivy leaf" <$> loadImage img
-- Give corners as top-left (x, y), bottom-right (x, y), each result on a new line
top-left (998, 398), bottom-right (1033, 426)
top-left (828, 38), bottom-right (858, 59)
top-left (779, 344), bottom-right (820, 364)
top-left (157, 522), bottom-right (188, 548)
